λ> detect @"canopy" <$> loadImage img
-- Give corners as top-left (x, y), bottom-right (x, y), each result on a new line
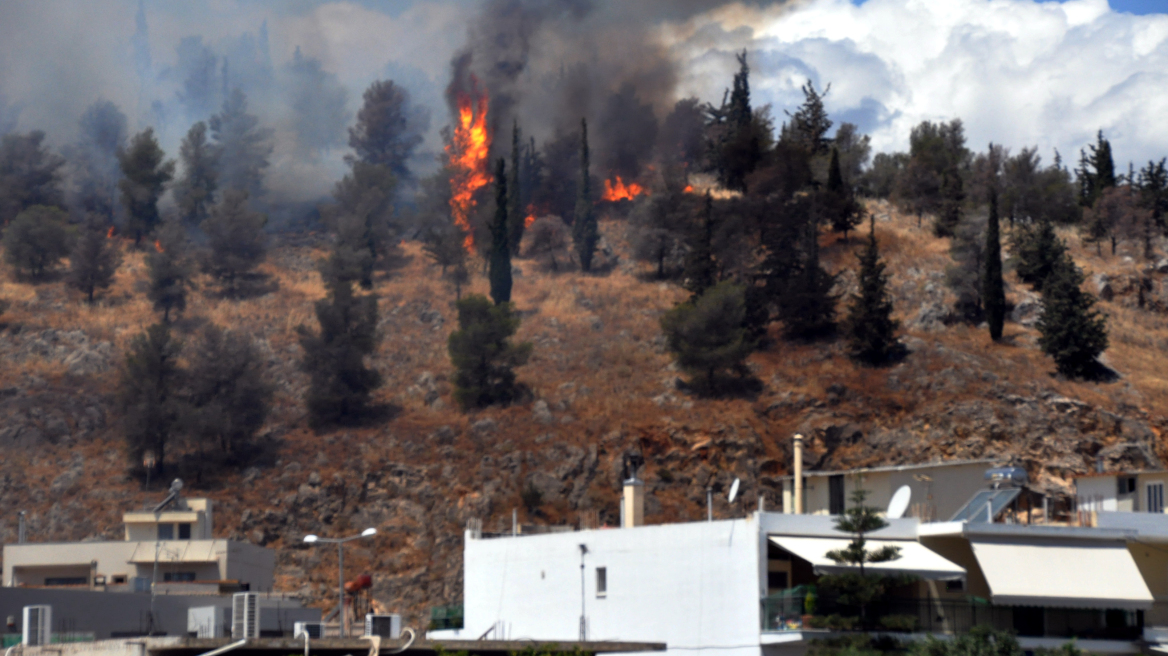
top-left (129, 540), bottom-right (224, 564)
top-left (970, 538), bottom-right (1153, 610)
top-left (768, 535), bottom-right (965, 580)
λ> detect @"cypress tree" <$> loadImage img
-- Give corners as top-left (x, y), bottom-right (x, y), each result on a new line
top-left (447, 294), bottom-right (532, 409)
top-left (1037, 253), bottom-right (1109, 378)
top-left (683, 193), bottom-right (717, 297)
top-left (844, 216), bottom-right (899, 364)
top-left (68, 216), bottom-right (123, 303)
top-left (777, 220), bottom-right (838, 340)
top-left (507, 121), bottom-right (525, 254)
top-left (826, 147), bottom-right (862, 240)
top-left (489, 158), bottom-right (513, 304)
top-left (1013, 219), bottom-right (1065, 291)
top-left (827, 146), bottom-right (844, 192)
top-left (984, 187), bottom-right (1006, 341)
top-left (572, 118), bottom-right (598, 272)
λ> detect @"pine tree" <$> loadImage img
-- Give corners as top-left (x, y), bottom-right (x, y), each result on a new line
top-left (683, 193), bottom-right (717, 297)
top-left (844, 217), bottom-right (899, 364)
top-left (119, 322), bottom-right (182, 479)
top-left (778, 221), bottom-right (838, 340)
top-left (719, 50), bottom-right (762, 192)
top-left (1037, 254), bottom-right (1108, 378)
top-left (1012, 219), bottom-right (1066, 291)
top-left (209, 88), bottom-right (273, 198)
top-left (826, 147), bottom-right (862, 239)
top-left (201, 189), bottom-right (267, 296)
top-left (173, 121), bottom-right (219, 228)
top-left (572, 118), bottom-right (598, 272)
top-left (68, 217), bottom-right (123, 303)
top-left (507, 121), bottom-right (526, 254)
top-left (183, 325), bottom-right (273, 458)
top-left (489, 158), bottom-right (513, 305)
top-left (984, 188), bottom-right (1006, 341)
top-left (297, 259), bottom-right (382, 427)
top-left (0, 131), bottom-right (65, 226)
top-left (117, 128), bottom-right (174, 245)
top-left (786, 80), bottom-right (833, 157)
top-left (3, 205), bottom-right (71, 280)
top-left (347, 79), bottom-right (425, 179)
top-left (146, 221), bottom-right (194, 322)
top-left (659, 281), bottom-right (755, 393)
top-left (447, 294), bottom-right (532, 409)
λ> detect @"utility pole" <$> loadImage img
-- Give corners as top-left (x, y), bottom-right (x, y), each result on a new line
top-left (578, 544), bottom-right (588, 642)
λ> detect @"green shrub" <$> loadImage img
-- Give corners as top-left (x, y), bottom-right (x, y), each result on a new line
top-left (3, 205), bottom-right (71, 280)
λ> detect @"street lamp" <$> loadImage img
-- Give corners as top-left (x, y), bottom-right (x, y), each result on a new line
top-left (303, 528), bottom-right (378, 638)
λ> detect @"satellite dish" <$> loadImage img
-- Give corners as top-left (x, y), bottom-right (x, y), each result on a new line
top-left (728, 478), bottom-right (741, 504)
top-left (887, 485), bottom-right (912, 519)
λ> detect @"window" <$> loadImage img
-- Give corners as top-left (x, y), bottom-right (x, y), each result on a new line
top-left (596, 567), bottom-right (606, 598)
top-left (163, 572), bottom-right (196, 582)
top-left (44, 577), bottom-right (87, 586)
top-left (828, 475), bottom-right (845, 515)
top-left (767, 571), bottom-right (788, 589)
top-left (945, 580), bottom-right (964, 592)
top-left (1118, 477), bottom-right (1137, 495)
top-left (1147, 483), bottom-right (1164, 513)
top-left (178, 523), bottom-right (191, 539)
top-left (111, 575), bottom-right (127, 584)
top-left (157, 524), bottom-right (174, 540)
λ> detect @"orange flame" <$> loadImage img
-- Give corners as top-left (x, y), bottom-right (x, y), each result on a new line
top-left (445, 79), bottom-right (491, 254)
top-left (106, 226), bottom-right (115, 238)
top-left (601, 176), bottom-right (647, 202)
top-left (153, 240), bottom-right (164, 253)
top-left (524, 204), bottom-right (537, 228)
top-left (683, 185), bottom-right (694, 193)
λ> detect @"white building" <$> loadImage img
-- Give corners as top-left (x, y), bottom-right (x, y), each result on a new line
top-left (3, 497), bottom-right (274, 592)
top-left (432, 472), bottom-right (1168, 656)
top-left (1076, 470), bottom-right (1168, 514)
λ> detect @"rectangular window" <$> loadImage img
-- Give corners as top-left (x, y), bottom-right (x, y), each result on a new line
top-left (945, 580), bottom-right (965, 592)
top-left (1119, 477), bottom-right (1137, 495)
top-left (596, 567), bottom-right (607, 598)
top-left (44, 577), bottom-right (87, 586)
top-left (158, 524), bottom-right (174, 540)
top-left (828, 476), bottom-right (845, 515)
top-left (163, 572), bottom-right (197, 582)
top-left (178, 523), bottom-right (192, 539)
top-left (1148, 483), bottom-right (1164, 513)
top-left (767, 571), bottom-right (788, 589)
top-left (111, 575), bottom-right (127, 584)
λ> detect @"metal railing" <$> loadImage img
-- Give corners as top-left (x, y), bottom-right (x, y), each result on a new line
top-left (762, 591), bottom-right (1142, 641)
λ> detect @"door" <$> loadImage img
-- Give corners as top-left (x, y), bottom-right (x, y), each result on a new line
top-left (1147, 482), bottom-right (1164, 513)
top-left (829, 475), bottom-right (845, 515)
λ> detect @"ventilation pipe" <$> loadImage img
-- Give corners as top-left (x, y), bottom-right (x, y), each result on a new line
top-left (793, 434), bottom-right (804, 515)
top-left (622, 476), bottom-right (644, 528)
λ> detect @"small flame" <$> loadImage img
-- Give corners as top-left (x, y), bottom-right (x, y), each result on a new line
top-left (524, 204), bottom-right (537, 228)
top-left (601, 176), bottom-right (647, 202)
top-left (446, 77), bottom-right (491, 255)
top-left (106, 226), bottom-right (115, 239)
top-left (683, 185), bottom-right (694, 193)
top-left (153, 240), bottom-right (164, 254)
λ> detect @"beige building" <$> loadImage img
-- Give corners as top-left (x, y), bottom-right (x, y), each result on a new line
top-left (779, 459), bottom-right (996, 521)
top-left (3, 497), bottom-right (274, 592)
top-left (1076, 470), bottom-right (1168, 514)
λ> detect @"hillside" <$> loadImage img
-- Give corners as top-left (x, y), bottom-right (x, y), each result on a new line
top-left (2, 200), bottom-right (1167, 628)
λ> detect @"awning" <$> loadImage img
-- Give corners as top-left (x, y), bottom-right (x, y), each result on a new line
top-left (970, 538), bottom-right (1153, 610)
top-left (768, 535), bottom-right (966, 580)
top-left (128, 540), bottom-right (223, 564)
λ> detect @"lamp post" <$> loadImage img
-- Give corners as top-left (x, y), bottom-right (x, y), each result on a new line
top-left (304, 528), bottom-right (377, 638)
top-left (578, 543), bottom-right (588, 642)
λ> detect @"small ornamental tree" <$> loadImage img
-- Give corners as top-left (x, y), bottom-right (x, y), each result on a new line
top-left (447, 294), bottom-right (532, 409)
top-left (1037, 254), bottom-right (1109, 378)
top-left (660, 281), bottom-right (755, 393)
top-left (120, 322), bottom-right (182, 479)
top-left (297, 261), bottom-right (382, 427)
top-left (488, 158), bottom-right (513, 304)
top-left (201, 189), bottom-right (267, 296)
top-left (146, 221), bottom-right (195, 322)
top-left (984, 187), bottom-right (1006, 341)
top-left (844, 217), bottom-right (900, 365)
top-left (68, 217), bottom-right (123, 303)
top-left (3, 205), bottom-right (72, 280)
top-left (820, 488), bottom-right (903, 623)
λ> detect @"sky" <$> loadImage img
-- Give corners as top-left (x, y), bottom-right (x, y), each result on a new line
top-left (0, 0), bottom-right (1165, 187)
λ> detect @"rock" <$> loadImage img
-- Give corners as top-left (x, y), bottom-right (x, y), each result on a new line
top-left (1156, 258), bottom-right (1168, 274)
top-left (471, 418), bottom-right (497, 435)
top-left (589, 316), bottom-right (604, 331)
top-left (1092, 273), bottom-right (1113, 301)
top-left (307, 471), bottom-right (322, 486)
top-left (910, 302), bottom-right (947, 331)
top-left (64, 343), bottom-right (113, 376)
top-left (1010, 294), bottom-right (1042, 326)
top-left (430, 426), bottom-right (456, 445)
top-left (532, 400), bottom-right (553, 424)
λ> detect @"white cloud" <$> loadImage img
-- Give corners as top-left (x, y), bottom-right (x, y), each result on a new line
top-left (670, 0), bottom-right (1168, 166)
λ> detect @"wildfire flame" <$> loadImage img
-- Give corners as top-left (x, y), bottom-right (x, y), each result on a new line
top-left (446, 79), bottom-right (491, 254)
top-left (106, 226), bottom-right (115, 239)
top-left (524, 204), bottom-right (537, 228)
top-left (683, 185), bottom-right (694, 193)
top-left (153, 240), bottom-right (164, 254)
top-left (601, 176), bottom-right (647, 202)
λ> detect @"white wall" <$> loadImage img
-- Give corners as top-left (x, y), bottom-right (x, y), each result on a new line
top-left (458, 517), bottom-right (764, 656)
top-left (1078, 477), bottom-right (1120, 512)
top-left (781, 463), bottom-right (992, 521)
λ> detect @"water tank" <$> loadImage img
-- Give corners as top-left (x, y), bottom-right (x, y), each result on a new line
top-left (984, 467), bottom-right (1027, 487)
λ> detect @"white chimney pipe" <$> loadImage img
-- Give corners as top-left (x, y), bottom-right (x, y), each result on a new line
top-left (622, 477), bottom-right (644, 528)
top-left (793, 434), bottom-right (804, 515)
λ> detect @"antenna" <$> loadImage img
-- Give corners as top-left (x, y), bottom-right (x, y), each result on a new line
top-left (887, 485), bottom-right (912, 519)
top-left (728, 478), bottom-right (741, 504)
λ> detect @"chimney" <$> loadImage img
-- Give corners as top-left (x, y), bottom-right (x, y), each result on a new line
top-left (622, 477), bottom-right (644, 528)
top-left (793, 434), bottom-right (804, 515)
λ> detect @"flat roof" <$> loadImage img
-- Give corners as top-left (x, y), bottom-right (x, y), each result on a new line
top-left (777, 458), bottom-right (998, 480)
top-left (1074, 470), bottom-right (1168, 479)
top-left (918, 521), bottom-right (1135, 541)
top-left (23, 637), bottom-right (666, 656)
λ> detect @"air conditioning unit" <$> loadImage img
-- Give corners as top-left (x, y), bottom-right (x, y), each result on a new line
top-left (294, 622), bottom-right (327, 639)
top-left (23, 605), bottom-right (51, 646)
top-left (364, 614), bottom-right (401, 639)
top-left (188, 606), bottom-right (229, 638)
top-left (231, 592), bottom-right (259, 639)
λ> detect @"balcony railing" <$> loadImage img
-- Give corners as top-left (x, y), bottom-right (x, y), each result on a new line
top-left (763, 588), bottom-right (1142, 641)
